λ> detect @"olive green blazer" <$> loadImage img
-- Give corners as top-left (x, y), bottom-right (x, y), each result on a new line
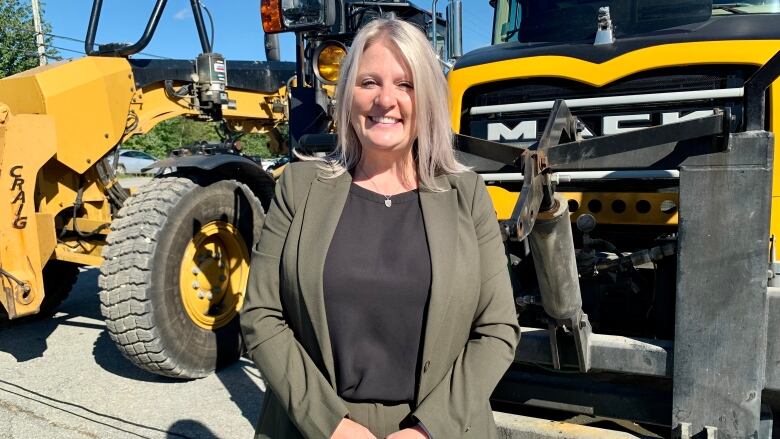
top-left (240, 161), bottom-right (520, 439)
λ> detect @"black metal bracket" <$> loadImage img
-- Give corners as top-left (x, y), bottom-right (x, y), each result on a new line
top-left (745, 49), bottom-right (780, 131)
top-left (85, 0), bottom-right (213, 57)
top-left (544, 108), bottom-right (730, 170)
top-left (513, 99), bottom-right (578, 240)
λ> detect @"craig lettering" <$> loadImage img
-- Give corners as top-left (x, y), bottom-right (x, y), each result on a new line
top-left (10, 165), bottom-right (27, 229)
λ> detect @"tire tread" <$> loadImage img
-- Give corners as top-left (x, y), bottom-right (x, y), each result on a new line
top-left (99, 177), bottom-right (208, 378)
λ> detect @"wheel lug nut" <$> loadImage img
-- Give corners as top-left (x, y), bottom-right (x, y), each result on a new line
top-left (192, 267), bottom-right (201, 275)
top-left (197, 291), bottom-right (205, 299)
top-left (213, 286), bottom-right (221, 294)
top-left (192, 281), bottom-right (200, 289)
top-left (218, 275), bottom-right (226, 282)
top-left (206, 292), bottom-right (214, 300)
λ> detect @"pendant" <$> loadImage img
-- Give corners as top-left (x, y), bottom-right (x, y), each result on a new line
top-left (385, 198), bottom-right (392, 208)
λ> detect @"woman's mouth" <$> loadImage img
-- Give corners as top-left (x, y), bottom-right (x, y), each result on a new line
top-left (369, 116), bottom-right (401, 125)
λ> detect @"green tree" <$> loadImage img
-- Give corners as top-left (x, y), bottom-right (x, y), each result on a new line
top-left (0, 0), bottom-right (58, 78)
top-left (123, 116), bottom-right (279, 159)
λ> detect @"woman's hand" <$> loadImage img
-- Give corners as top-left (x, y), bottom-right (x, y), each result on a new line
top-left (385, 425), bottom-right (430, 439)
top-left (331, 418), bottom-right (377, 439)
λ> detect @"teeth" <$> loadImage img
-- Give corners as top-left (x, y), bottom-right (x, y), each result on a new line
top-left (370, 116), bottom-right (400, 124)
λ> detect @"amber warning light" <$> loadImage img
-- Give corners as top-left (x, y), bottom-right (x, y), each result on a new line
top-left (261, 0), bottom-right (283, 33)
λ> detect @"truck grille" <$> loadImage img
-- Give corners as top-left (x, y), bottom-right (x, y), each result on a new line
top-left (461, 65), bottom-right (756, 141)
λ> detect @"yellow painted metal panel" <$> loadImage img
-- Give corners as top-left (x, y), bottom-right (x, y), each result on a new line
top-left (0, 109), bottom-right (58, 317)
top-left (123, 85), bottom-right (285, 141)
top-left (54, 246), bottom-right (103, 266)
top-left (770, 83), bottom-right (780, 245)
top-left (35, 213), bottom-right (56, 269)
top-left (0, 57), bottom-right (135, 174)
top-left (486, 186), bottom-right (679, 226)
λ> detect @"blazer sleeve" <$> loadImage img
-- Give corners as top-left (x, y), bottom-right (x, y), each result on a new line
top-left (412, 174), bottom-right (520, 437)
top-left (240, 165), bottom-right (348, 439)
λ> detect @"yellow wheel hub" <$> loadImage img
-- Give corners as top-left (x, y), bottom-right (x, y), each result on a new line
top-left (179, 221), bottom-right (249, 330)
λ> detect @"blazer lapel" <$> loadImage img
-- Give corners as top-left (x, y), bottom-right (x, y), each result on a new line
top-left (297, 171), bottom-right (352, 386)
top-left (418, 178), bottom-right (459, 396)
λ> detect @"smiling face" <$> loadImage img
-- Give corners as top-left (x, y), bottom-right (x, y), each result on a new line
top-left (349, 38), bottom-right (417, 158)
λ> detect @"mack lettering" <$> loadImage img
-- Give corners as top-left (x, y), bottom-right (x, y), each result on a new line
top-left (484, 109), bottom-right (715, 142)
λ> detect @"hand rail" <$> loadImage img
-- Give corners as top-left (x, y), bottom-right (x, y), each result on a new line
top-left (85, 0), bottom-right (213, 57)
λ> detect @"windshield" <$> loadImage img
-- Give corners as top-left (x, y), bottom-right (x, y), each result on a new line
top-left (493, 0), bottom-right (780, 44)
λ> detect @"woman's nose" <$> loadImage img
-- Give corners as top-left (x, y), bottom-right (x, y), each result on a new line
top-left (373, 85), bottom-right (395, 108)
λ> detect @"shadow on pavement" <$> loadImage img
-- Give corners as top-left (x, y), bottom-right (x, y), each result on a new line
top-left (0, 269), bottom-right (103, 362)
top-left (216, 357), bottom-right (265, 428)
top-left (93, 333), bottom-right (266, 428)
top-left (167, 419), bottom-right (220, 439)
top-left (91, 330), bottom-right (180, 383)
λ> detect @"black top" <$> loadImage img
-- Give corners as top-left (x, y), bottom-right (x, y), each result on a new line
top-left (323, 183), bottom-right (432, 403)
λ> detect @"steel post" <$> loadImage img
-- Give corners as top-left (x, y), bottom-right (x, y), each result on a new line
top-left (672, 131), bottom-right (774, 438)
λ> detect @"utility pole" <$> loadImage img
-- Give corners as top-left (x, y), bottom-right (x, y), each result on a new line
top-left (30, 0), bottom-right (47, 66)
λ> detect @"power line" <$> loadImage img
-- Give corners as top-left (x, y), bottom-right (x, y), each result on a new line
top-left (22, 51), bottom-right (63, 62)
top-left (50, 45), bottom-right (86, 56)
top-left (3, 22), bottom-right (169, 59)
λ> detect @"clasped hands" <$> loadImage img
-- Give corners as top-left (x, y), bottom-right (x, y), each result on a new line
top-left (332, 418), bottom-right (429, 439)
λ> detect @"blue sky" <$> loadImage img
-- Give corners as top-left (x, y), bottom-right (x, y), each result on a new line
top-left (42, 1), bottom-right (495, 61)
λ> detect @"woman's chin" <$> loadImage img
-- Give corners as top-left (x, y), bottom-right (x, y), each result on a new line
top-left (361, 142), bottom-right (410, 154)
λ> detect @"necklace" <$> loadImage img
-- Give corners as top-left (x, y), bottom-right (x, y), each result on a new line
top-left (358, 168), bottom-right (393, 208)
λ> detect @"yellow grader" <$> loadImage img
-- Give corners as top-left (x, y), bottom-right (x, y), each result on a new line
top-left (0, 0), bottom-right (293, 378)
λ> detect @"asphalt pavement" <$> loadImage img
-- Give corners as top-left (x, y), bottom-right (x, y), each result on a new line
top-left (0, 268), bottom-right (264, 439)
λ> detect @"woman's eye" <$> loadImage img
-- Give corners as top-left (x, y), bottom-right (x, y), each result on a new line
top-left (398, 82), bottom-right (414, 90)
top-left (360, 79), bottom-right (378, 88)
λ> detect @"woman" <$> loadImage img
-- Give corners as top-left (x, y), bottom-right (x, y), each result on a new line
top-left (240, 18), bottom-right (520, 439)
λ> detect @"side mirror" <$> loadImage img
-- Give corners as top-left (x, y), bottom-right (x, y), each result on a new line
top-left (446, 0), bottom-right (462, 59)
top-left (265, 34), bottom-right (281, 61)
top-left (261, 0), bottom-right (336, 34)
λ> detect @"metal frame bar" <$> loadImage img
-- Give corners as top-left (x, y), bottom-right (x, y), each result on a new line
top-left (85, 0), bottom-right (213, 57)
top-left (470, 87), bottom-right (744, 116)
top-left (515, 327), bottom-right (672, 377)
top-left (745, 50), bottom-right (780, 130)
top-left (189, 0), bottom-right (212, 53)
top-left (85, 0), bottom-right (168, 56)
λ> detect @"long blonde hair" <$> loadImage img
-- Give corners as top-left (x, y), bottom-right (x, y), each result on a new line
top-left (317, 18), bottom-right (465, 191)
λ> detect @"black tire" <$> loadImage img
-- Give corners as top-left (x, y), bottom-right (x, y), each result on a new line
top-left (40, 260), bottom-right (80, 315)
top-left (99, 177), bottom-right (266, 378)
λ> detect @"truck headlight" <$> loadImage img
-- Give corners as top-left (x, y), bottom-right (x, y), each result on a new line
top-left (314, 42), bottom-right (346, 84)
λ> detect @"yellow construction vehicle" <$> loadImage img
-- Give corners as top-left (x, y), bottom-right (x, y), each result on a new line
top-left (268, 0), bottom-right (780, 437)
top-left (0, 0), bottom-right (293, 378)
top-left (450, 1), bottom-right (780, 438)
